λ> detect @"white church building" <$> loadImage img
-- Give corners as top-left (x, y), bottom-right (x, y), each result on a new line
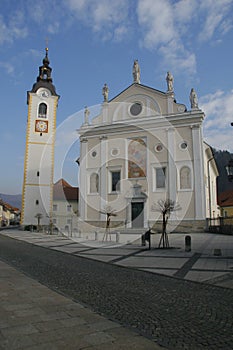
top-left (78, 61), bottom-right (219, 234)
top-left (20, 50), bottom-right (219, 236)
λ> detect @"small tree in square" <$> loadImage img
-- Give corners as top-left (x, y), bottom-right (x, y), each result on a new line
top-left (100, 205), bottom-right (117, 241)
top-left (154, 199), bottom-right (181, 248)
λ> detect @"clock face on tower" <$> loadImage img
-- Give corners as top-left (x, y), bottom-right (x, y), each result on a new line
top-left (37, 88), bottom-right (51, 98)
top-left (35, 120), bottom-right (48, 133)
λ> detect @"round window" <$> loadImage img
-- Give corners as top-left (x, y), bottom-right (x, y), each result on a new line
top-left (155, 144), bottom-right (163, 152)
top-left (130, 102), bottom-right (142, 116)
top-left (111, 148), bottom-right (119, 156)
top-left (91, 150), bottom-right (97, 157)
top-left (180, 141), bottom-right (188, 150)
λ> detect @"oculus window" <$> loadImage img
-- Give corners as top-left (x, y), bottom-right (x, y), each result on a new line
top-left (130, 102), bottom-right (142, 116)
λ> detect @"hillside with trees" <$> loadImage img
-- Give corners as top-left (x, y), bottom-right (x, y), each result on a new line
top-left (213, 149), bottom-right (233, 195)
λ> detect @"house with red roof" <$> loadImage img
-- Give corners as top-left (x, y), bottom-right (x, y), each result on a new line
top-left (0, 199), bottom-right (20, 227)
top-left (218, 190), bottom-right (233, 218)
top-left (52, 179), bottom-right (79, 236)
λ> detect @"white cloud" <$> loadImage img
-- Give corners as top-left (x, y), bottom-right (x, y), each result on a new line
top-left (137, 0), bottom-right (233, 75)
top-left (0, 11), bottom-right (27, 44)
top-left (201, 90), bottom-right (233, 151)
top-left (66, 0), bottom-right (130, 40)
top-left (137, 0), bottom-right (175, 48)
top-left (198, 0), bottom-right (233, 42)
top-left (0, 61), bottom-right (14, 75)
top-left (137, 0), bottom-right (197, 74)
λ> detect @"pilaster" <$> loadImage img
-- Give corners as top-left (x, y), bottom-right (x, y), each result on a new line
top-left (191, 125), bottom-right (205, 219)
top-left (99, 135), bottom-right (108, 220)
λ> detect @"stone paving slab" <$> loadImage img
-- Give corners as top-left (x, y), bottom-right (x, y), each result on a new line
top-left (2, 230), bottom-right (233, 289)
top-left (116, 256), bottom-right (187, 269)
top-left (1, 232), bottom-right (233, 349)
top-left (0, 260), bottom-right (164, 350)
top-left (76, 253), bottom-right (121, 262)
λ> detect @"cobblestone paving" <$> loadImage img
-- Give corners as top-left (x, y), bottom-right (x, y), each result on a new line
top-left (0, 234), bottom-right (233, 350)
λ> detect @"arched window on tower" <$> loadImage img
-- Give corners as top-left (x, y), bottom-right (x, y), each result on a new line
top-left (180, 166), bottom-right (191, 189)
top-left (38, 103), bottom-right (47, 118)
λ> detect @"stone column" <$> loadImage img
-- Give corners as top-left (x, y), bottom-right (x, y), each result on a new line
top-left (191, 125), bottom-right (205, 219)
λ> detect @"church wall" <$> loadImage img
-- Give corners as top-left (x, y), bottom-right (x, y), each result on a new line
top-left (26, 145), bottom-right (53, 184)
top-left (23, 185), bottom-right (51, 225)
top-left (175, 127), bottom-right (193, 162)
top-left (86, 202), bottom-right (100, 221)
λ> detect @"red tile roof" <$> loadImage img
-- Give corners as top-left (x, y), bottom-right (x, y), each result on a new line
top-left (0, 199), bottom-right (20, 213)
top-left (53, 179), bottom-right (79, 201)
top-left (218, 190), bottom-right (233, 207)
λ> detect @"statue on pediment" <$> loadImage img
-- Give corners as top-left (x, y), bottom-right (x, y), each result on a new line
top-left (133, 60), bottom-right (140, 84)
top-left (166, 71), bottom-right (174, 92)
top-left (84, 106), bottom-right (90, 125)
top-left (102, 83), bottom-right (109, 102)
top-left (190, 88), bottom-right (198, 109)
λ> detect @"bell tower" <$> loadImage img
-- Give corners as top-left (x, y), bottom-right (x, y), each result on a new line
top-left (21, 47), bottom-right (59, 228)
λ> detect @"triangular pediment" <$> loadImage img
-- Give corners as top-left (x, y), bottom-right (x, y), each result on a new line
top-left (110, 83), bottom-right (166, 103)
top-left (89, 82), bottom-right (187, 126)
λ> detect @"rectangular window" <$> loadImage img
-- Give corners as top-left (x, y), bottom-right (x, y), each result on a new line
top-left (53, 204), bottom-right (58, 211)
top-left (53, 218), bottom-right (57, 224)
top-left (111, 171), bottom-right (120, 192)
top-left (156, 167), bottom-right (166, 188)
top-left (67, 205), bottom-right (72, 212)
top-left (67, 218), bottom-right (72, 224)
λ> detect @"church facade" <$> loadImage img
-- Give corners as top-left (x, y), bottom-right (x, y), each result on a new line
top-left (78, 62), bottom-right (219, 233)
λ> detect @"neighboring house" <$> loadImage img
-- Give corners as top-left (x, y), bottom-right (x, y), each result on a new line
top-left (0, 199), bottom-right (20, 226)
top-left (218, 190), bottom-right (233, 217)
top-left (52, 179), bottom-right (79, 236)
top-left (78, 62), bottom-right (219, 233)
top-left (203, 143), bottom-right (220, 219)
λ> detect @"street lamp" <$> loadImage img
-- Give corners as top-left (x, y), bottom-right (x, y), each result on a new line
top-left (226, 159), bottom-right (233, 182)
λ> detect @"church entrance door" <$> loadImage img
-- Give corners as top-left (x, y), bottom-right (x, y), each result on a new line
top-left (131, 202), bottom-right (144, 228)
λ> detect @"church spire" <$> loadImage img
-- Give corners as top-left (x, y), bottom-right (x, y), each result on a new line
top-left (29, 47), bottom-right (59, 99)
top-left (37, 47), bottom-right (52, 83)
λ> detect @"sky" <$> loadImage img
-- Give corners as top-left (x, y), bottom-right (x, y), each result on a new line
top-left (0, 0), bottom-right (233, 195)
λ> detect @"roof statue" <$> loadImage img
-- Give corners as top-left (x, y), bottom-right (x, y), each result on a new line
top-left (84, 106), bottom-right (90, 125)
top-left (166, 71), bottom-right (174, 92)
top-left (102, 83), bottom-right (109, 102)
top-left (133, 59), bottom-right (140, 84)
top-left (190, 88), bottom-right (198, 109)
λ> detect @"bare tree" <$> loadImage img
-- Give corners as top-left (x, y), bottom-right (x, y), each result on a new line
top-left (100, 206), bottom-right (117, 241)
top-left (35, 213), bottom-right (43, 232)
top-left (154, 199), bottom-right (181, 248)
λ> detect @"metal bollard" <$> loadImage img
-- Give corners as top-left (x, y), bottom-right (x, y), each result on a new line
top-left (95, 231), bottom-right (98, 240)
top-left (116, 232), bottom-right (120, 243)
top-left (185, 235), bottom-right (191, 252)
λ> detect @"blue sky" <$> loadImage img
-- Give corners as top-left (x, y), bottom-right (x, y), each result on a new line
top-left (0, 0), bottom-right (233, 195)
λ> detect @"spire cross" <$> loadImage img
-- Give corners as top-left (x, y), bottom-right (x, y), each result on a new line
top-left (45, 37), bottom-right (50, 52)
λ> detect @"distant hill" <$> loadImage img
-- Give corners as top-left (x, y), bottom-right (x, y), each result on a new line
top-left (0, 194), bottom-right (22, 210)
